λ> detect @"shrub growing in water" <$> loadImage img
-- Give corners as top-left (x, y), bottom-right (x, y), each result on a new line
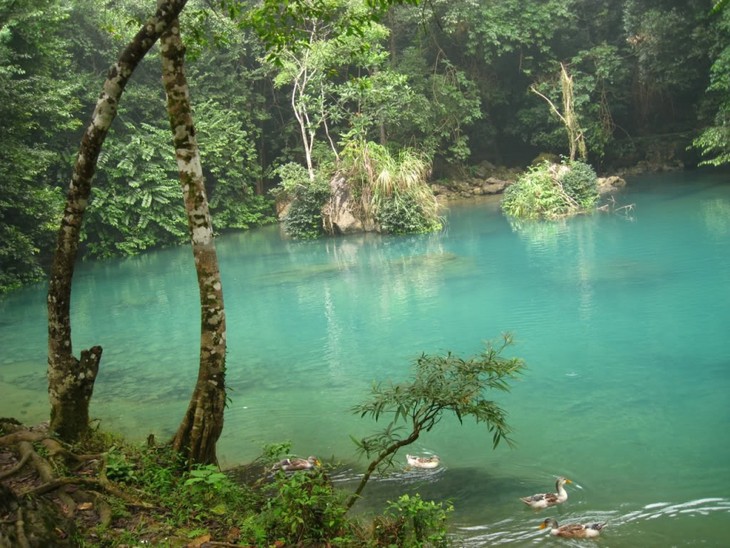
top-left (277, 163), bottom-right (332, 239)
top-left (501, 160), bottom-right (598, 220)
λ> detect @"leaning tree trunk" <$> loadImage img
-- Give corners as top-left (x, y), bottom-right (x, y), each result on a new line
top-left (529, 63), bottom-right (587, 162)
top-left (47, 0), bottom-right (189, 443)
top-left (160, 14), bottom-right (227, 466)
top-left (559, 63), bottom-right (587, 161)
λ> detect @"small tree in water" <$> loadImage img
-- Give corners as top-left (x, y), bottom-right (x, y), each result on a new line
top-left (500, 160), bottom-right (599, 221)
top-left (346, 335), bottom-right (524, 509)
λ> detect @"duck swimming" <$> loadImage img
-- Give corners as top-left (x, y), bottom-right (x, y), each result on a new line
top-left (272, 456), bottom-right (320, 472)
top-left (520, 477), bottom-right (572, 509)
top-left (406, 454), bottom-right (440, 469)
top-left (539, 518), bottom-right (606, 538)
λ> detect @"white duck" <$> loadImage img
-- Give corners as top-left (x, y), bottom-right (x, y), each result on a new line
top-left (520, 477), bottom-right (572, 509)
top-left (406, 454), bottom-right (440, 469)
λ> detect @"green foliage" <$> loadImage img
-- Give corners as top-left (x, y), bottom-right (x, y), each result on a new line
top-left (110, 441), bottom-right (255, 532)
top-left (85, 100), bottom-right (273, 258)
top-left (693, 6), bottom-right (730, 166)
top-left (356, 335), bottom-right (524, 450)
top-left (339, 140), bottom-right (442, 235)
top-left (3, 0), bottom-right (725, 294)
top-left (558, 160), bottom-right (599, 209)
top-left (279, 164), bottom-right (332, 239)
top-left (233, 443), bottom-right (358, 546)
top-left (337, 69), bottom-right (415, 142)
top-left (524, 47), bottom-right (631, 161)
top-left (262, 0), bottom-right (481, 174)
top-left (68, 0), bottom-right (274, 261)
top-left (255, 468), bottom-right (352, 545)
top-left (84, 121), bottom-right (188, 258)
top-left (391, 50), bottom-right (483, 164)
top-left (184, 464), bottom-right (230, 490)
top-left (240, 0), bottom-right (418, 61)
top-left (0, 0), bottom-right (83, 292)
top-left (376, 192), bottom-right (442, 235)
top-left (694, 126), bottom-right (730, 166)
top-left (623, 2), bottom-right (711, 96)
top-left (501, 164), bottom-right (562, 221)
top-left (192, 99), bottom-right (276, 230)
top-left (501, 160), bottom-right (598, 221)
top-left (373, 494), bottom-right (453, 548)
top-left (105, 446), bottom-right (139, 483)
top-left (69, 428), bottom-right (461, 546)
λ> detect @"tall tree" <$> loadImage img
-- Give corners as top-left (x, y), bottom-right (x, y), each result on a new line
top-left (267, 0), bottom-right (390, 178)
top-left (160, 10), bottom-right (227, 466)
top-left (47, 0), bottom-right (188, 442)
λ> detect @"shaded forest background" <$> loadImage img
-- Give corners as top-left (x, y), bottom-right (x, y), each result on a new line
top-left (2, 0), bottom-right (729, 292)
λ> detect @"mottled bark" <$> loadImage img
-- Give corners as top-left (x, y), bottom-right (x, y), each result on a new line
top-left (160, 14), bottom-right (227, 466)
top-left (47, 0), bottom-right (189, 443)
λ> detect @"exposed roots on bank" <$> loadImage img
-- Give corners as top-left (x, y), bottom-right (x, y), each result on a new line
top-left (0, 418), bottom-right (151, 546)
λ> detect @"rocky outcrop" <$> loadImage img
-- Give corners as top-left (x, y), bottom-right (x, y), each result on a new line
top-left (322, 174), bottom-right (376, 235)
top-left (596, 175), bottom-right (627, 194)
top-left (429, 161), bottom-right (520, 201)
top-left (431, 176), bottom-right (513, 199)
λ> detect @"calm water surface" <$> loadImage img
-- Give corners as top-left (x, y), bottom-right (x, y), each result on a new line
top-left (2, 171), bottom-right (730, 546)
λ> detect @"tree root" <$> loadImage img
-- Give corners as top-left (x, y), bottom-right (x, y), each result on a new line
top-left (23, 475), bottom-right (153, 508)
top-left (0, 450), bottom-right (31, 481)
top-left (14, 508), bottom-right (30, 548)
top-left (0, 420), bottom-right (151, 544)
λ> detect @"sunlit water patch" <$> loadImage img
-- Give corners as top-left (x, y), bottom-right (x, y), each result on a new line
top-left (1, 170), bottom-right (729, 545)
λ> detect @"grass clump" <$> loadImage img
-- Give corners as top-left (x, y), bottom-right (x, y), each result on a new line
top-left (339, 140), bottom-right (443, 235)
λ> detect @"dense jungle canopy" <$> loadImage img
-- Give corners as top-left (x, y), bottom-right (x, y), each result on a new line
top-left (1, 0), bottom-right (729, 293)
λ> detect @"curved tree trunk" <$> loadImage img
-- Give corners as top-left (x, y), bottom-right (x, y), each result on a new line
top-left (47, 0), bottom-right (189, 443)
top-left (160, 14), bottom-right (227, 466)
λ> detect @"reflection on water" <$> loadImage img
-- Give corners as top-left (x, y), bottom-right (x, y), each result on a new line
top-left (1, 172), bottom-right (729, 545)
top-left (701, 197), bottom-right (730, 237)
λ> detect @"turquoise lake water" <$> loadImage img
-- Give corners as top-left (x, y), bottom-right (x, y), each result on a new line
top-left (1, 170), bottom-right (729, 545)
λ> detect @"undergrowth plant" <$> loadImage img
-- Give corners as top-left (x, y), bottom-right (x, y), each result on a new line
top-left (71, 399), bottom-right (475, 546)
top-left (254, 468), bottom-right (353, 545)
top-left (374, 493), bottom-right (453, 547)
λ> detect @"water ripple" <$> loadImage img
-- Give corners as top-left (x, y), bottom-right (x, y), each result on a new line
top-left (619, 497), bottom-right (730, 522)
top-left (455, 497), bottom-right (730, 545)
